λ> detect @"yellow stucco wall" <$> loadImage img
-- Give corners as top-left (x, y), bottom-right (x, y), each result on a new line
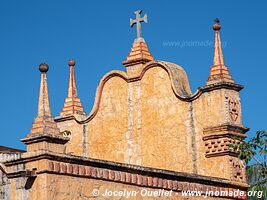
top-left (88, 76), bottom-right (129, 162)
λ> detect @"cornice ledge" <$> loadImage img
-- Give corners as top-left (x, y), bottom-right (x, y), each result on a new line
top-left (3, 150), bottom-right (248, 191)
top-left (21, 134), bottom-right (69, 145)
top-left (200, 82), bottom-right (244, 93)
top-left (203, 123), bottom-right (249, 141)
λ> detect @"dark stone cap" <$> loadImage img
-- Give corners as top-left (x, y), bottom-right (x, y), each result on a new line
top-left (68, 59), bottom-right (75, 66)
top-left (39, 63), bottom-right (49, 73)
top-left (213, 18), bottom-right (221, 31)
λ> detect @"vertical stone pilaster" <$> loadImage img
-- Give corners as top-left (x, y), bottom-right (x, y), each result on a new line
top-left (125, 82), bottom-right (134, 164)
top-left (189, 102), bottom-right (198, 174)
top-left (135, 81), bottom-right (142, 165)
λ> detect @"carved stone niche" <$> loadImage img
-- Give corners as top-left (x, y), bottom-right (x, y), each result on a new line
top-left (225, 96), bottom-right (240, 123)
top-left (203, 123), bottom-right (249, 158)
top-left (229, 157), bottom-right (246, 183)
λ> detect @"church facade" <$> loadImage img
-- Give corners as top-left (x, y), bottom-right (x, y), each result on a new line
top-left (0, 11), bottom-right (248, 199)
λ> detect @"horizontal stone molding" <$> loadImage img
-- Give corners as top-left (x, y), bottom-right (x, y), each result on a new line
top-left (33, 160), bottom-right (246, 199)
top-left (203, 124), bottom-right (249, 140)
top-left (7, 169), bottom-right (37, 179)
top-left (4, 151), bottom-right (248, 192)
top-left (203, 124), bottom-right (248, 158)
top-left (21, 133), bottom-right (69, 145)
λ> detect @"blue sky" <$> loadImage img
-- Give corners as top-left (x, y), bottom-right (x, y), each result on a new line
top-left (0, 0), bottom-right (266, 150)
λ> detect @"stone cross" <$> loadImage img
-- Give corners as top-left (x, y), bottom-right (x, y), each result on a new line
top-left (130, 10), bottom-right (147, 39)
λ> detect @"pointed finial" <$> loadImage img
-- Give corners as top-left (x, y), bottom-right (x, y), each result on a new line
top-left (39, 63), bottom-right (49, 73)
top-left (22, 63), bottom-right (68, 150)
top-left (213, 18), bottom-right (221, 31)
top-left (26, 63), bottom-right (61, 136)
top-left (60, 59), bottom-right (86, 116)
top-left (207, 19), bottom-right (234, 85)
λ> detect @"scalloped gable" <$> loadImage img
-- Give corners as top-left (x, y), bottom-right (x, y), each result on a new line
top-left (59, 60), bottom-right (242, 125)
top-left (84, 60), bottom-right (196, 169)
top-left (81, 61), bottom-right (193, 124)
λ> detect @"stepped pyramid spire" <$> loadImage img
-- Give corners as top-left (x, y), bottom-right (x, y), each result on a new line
top-left (60, 59), bottom-right (85, 116)
top-left (123, 10), bottom-right (154, 67)
top-left (207, 18), bottom-right (234, 85)
top-left (29, 64), bottom-right (60, 136)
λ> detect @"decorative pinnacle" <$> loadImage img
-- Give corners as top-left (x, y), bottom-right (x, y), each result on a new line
top-left (60, 59), bottom-right (86, 116)
top-left (207, 18), bottom-right (234, 84)
top-left (130, 10), bottom-right (148, 39)
top-left (39, 63), bottom-right (49, 73)
top-left (26, 62), bottom-right (62, 138)
top-left (213, 18), bottom-right (221, 31)
top-left (68, 59), bottom-right (76, 67)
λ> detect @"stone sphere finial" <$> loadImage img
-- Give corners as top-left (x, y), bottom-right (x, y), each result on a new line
top-left (39, 63), bottom-right (49, 73)
top-left (68, 59), bottom-right (76, 67)
top-left (213, 18), bottom-right (221, 31)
